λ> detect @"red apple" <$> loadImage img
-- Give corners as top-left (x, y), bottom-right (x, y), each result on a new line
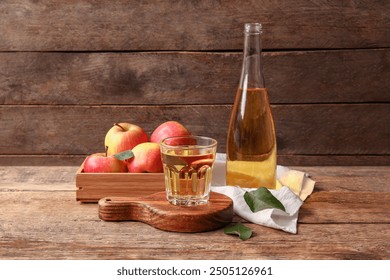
top-left (150, 121), bottom-right (191, 144)
top-left (83, 152), bottom-right (127, 173)
top-left (126, 142), bottom-right (163, 173)
top-left (104, 123), bottom-right (148, 156)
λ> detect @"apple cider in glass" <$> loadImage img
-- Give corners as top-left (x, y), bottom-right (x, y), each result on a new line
top-left (160, 136), bottom-right (217, 206)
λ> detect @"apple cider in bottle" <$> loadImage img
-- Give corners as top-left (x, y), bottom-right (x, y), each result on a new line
top-left (226, 23), bottom-right (277, 189)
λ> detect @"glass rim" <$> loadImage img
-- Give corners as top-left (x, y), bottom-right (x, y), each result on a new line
top-left (160, 135), bottom-right (217, 149)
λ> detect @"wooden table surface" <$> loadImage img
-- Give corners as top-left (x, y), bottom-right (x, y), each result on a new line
top-left (0, 166), bottom-right (389, 260)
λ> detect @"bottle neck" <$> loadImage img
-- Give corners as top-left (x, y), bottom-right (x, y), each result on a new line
top-left (239, 24), bottom-right (265, 89)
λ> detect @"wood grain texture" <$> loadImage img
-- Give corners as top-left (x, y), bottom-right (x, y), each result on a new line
top-left (0, 171), bottom-right (389, 260)
top-left (0, 104), bottom-right (388, 157)
top-left (0, 0), bottom-right (389, 51)
top-left (0, 155), bottom-right (86, 166)
top-left (76, 160), bottom-right (165, 202)
top-left (300, 191), bottom-right (390, 223)
top-left (300, 166), bottom-right (390, 193)
top-left (0, 50), bottom-right (389, 105)
top-left (98, 192), bottom-right (234, 232)
top-left (276, 155), bottom-right (390, 166)
top-left (1, 166), bottom-right (389, 193)
top-left (0, 1), bottom-right (388, 165)
top-left (1, 219), bottom-right (388, 260)
top-left (1, 154), bottom-right (390, 166)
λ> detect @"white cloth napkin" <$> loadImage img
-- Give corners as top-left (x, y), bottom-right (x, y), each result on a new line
top-left (211, 153), bottom-right (315, 234)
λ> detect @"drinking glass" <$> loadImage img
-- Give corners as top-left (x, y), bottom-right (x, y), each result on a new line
top-left (160, 136), bottom-right (217, 206)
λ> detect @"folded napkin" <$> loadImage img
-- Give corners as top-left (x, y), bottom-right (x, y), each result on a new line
top-left (211, 153), bottom-right (315, 234)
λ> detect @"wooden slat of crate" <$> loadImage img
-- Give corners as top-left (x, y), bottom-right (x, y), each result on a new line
top-left (75, 162), bottom-right (165, 203)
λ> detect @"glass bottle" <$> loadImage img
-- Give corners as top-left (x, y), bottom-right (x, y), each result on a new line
top-left (226, 23), bottom-right (277, 189)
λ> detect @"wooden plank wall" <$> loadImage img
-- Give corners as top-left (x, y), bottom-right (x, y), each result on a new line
top-left (0, 0), bottom-right (389, 166)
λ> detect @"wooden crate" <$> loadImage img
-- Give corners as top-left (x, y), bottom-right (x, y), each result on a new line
top-left (76, 159), bottom-right (165, 203)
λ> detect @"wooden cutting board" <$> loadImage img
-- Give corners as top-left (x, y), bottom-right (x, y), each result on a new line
top-left (98, 191), bottom-right (233, 232)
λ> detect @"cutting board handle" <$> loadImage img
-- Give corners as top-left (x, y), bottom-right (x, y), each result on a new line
top-left (99, 197), bottom-right (152, 221)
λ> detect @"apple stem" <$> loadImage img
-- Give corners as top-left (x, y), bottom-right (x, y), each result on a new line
top-left (114, 123), bottom-right (126, 131)
top-left (105, 146), bottom-right (108, 157)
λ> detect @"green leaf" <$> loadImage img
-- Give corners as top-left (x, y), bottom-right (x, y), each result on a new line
top-left (113, 150), bottom-right (134, 161)
top-left (224, 223), bottom-right (252, 241)
top-left (244, 187), bottom-right (286, 212)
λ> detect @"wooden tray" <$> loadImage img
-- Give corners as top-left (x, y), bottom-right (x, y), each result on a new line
top-left (76, 159), bottom-right (165, 203)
